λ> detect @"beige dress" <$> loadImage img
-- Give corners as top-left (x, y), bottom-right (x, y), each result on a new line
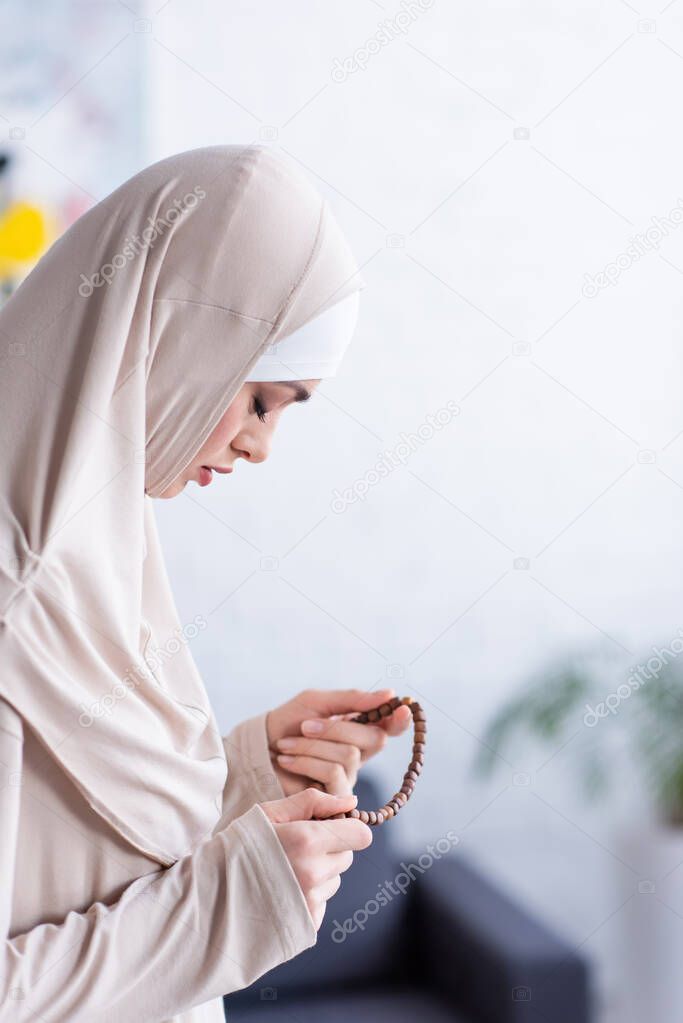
top-left (0, 145), bottom-right (363, 1022)
top-left (0, 699), bottom-right (317, 1022)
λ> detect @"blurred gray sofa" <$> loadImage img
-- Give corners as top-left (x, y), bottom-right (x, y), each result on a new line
top-left (224, 775), bottom-right (592, 1022)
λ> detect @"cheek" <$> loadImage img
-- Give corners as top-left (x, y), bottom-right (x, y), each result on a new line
top-left (200, 404), bottom-right (242, 458)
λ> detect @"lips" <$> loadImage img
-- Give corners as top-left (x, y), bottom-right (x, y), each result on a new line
top-left (198, 465), bottom-right (233, 486)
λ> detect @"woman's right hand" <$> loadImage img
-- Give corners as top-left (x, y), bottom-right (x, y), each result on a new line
top-left (260, 788), bottom-right (372, 930)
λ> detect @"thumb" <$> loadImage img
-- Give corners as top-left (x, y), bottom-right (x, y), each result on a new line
top-left (262, 787), bottom-right (358, 824)
top-left (302, 687), bottom-right (397, 719)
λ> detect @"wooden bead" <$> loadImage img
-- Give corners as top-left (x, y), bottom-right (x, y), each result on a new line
top-left (342, 694), bottom-right (426, 824)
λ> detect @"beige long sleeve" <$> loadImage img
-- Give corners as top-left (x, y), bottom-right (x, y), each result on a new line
top-left (0, 700), bottom-right (317, 1023)
top-left (218, 711), bottom-right (286, 828)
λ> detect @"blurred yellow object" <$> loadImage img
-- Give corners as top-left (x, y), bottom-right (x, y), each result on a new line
top-left (0, 201), bottom-right (51, 276)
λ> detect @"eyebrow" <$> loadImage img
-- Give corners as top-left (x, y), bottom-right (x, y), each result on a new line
top-left (273, 381), bottom-right (312, 403)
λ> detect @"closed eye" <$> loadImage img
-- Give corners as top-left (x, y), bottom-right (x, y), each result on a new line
top-left (252, 396), bottom-right (268, 423)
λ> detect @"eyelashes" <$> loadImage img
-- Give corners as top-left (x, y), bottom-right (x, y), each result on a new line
top-left (252, 395), bottom-right (268, 423)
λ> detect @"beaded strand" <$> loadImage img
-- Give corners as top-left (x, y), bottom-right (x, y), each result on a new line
top-left (344, 695), bottom-right (425, 825)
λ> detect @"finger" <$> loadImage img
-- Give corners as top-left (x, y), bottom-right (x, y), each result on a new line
top-left (377, 703), bottom-right (413, 737)
top-left (276, 754), bottom-right (352, 795)
top-left (308, 818), bottom-right (373, 853)
top-left (317, 850), bottom-right (354, 885)
top-left (263, 787), bottom-right (357, 823)
top-left (312, 874), bottom-right (343, 904)
top-left (296, 687), bottom-right (397, 719)
top-left (300, 706), bottom-right (413, 748)
top-left (334, 701), bottom-right (413, 737)
top-left (299, 720), bottom-right (387, 756)
top-left (276, 737), bottom-right (362, 769)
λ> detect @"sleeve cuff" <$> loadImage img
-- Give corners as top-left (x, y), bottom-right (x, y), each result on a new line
top-left (218, 712), bottom-right (285, 830)
top-left (231, 802), bottom-right (317, 961)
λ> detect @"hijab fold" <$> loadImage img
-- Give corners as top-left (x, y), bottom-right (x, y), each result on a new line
top-left (0, 145), bottom-right (364, 865)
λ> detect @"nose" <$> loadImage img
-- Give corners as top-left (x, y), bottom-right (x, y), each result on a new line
top-left (244, 446), bottom-right (268, 464)
top-left (234, 428), bottom-right (271, 464)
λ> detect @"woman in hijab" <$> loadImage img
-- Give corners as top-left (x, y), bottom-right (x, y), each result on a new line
top-left (0, 145), bottom-right (411, 1022)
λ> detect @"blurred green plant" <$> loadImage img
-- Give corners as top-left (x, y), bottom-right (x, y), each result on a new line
top-left (470, 645), bottom-right (683, 827)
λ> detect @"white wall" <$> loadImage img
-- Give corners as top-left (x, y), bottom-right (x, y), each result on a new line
top-left (141, 3), bottom-right (683, 1018)
top-left (0, 0), bottom-right (145, 216)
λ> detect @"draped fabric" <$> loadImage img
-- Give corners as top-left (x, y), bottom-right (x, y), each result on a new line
top-left (0, 144), bottom-right (364, 866)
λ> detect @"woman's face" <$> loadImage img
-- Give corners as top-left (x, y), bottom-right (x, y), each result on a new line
top-left (156, 379), bottom-right (320, 498)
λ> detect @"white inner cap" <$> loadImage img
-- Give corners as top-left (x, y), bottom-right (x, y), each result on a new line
top-left (244, 290), bottom-right (360, 382)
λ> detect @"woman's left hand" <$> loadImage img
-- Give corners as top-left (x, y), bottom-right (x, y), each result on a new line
top-left (266, 688), bottom-right (412, 797)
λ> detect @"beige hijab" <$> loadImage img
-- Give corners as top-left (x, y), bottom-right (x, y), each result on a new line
top-left (0, 145), bottom-right (364, 866)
